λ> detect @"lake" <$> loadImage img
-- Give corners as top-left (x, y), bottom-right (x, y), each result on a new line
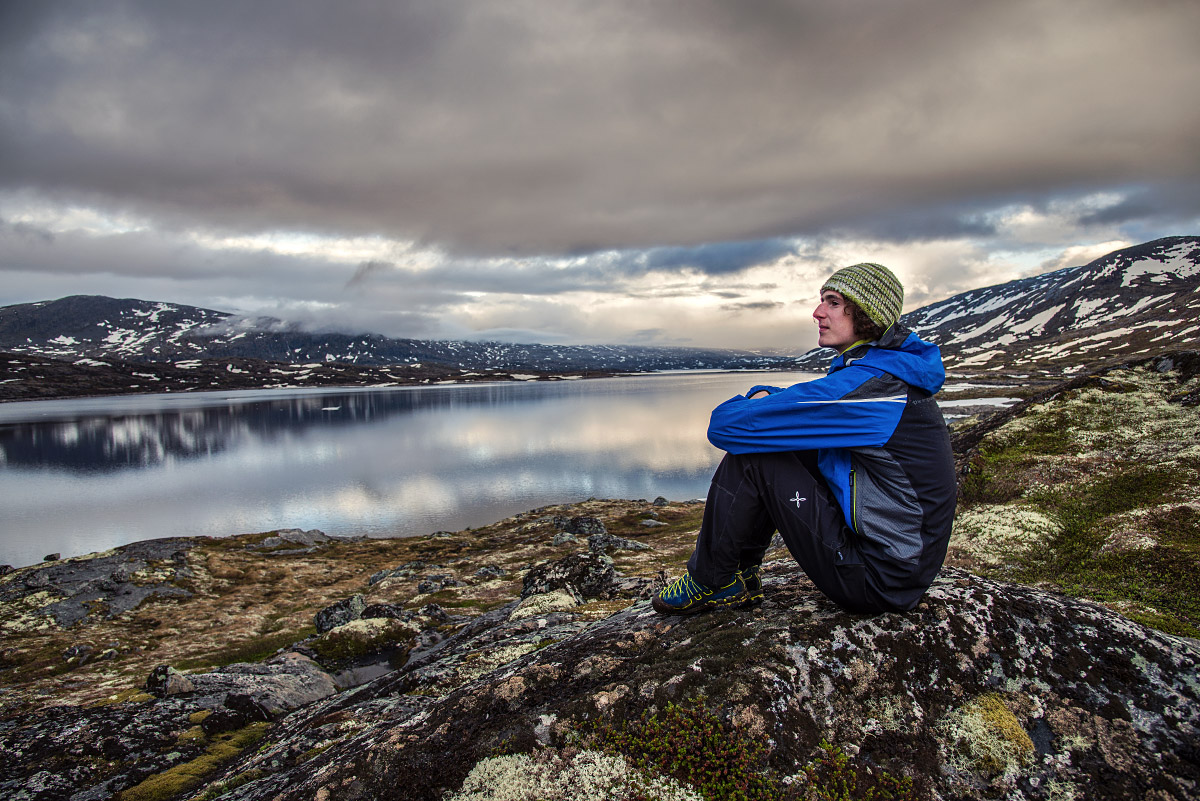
top-left (0, 371), bottom-right (820, 568)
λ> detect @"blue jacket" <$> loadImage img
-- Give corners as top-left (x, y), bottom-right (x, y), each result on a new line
top-left (707, 325), bottom-right (957, 609)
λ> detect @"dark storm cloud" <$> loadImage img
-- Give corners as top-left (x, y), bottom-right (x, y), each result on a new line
top-left (1078, 183), bottom-right (1200, 229)
top-left (637, 240), bottom-right (799, 276)
top-left (3, 1), bottom-right (1197, 256)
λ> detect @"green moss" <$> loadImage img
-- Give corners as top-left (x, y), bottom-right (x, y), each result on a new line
top-left (1001, 469), bottom-right (1200, 636)
top-left (100, 688), bottom-right (154, 706)
top-left (585, 699), bottom-right (914, 801)
top-left (298, 743), bottom-right (334, 763)
top-left (307, 618), bottom-right (413, 667)
top-left (177, 725), bottom-right (207, 745)
top-left (189, 768), bottom-right (266, 801)
top-left (118, 722), bottom-right (269, 801)
top-left (174, 627), bottom-right (316, 671)
top-left (588, 699), bottom-right (777, 801)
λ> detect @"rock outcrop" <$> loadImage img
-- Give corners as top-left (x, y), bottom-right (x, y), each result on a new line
top-left (191, 563), bottom-right (1198, 801)
top-left (0, 538), bottom-right (198, 629)
top-left (0, 652), bottom-right (336, 801)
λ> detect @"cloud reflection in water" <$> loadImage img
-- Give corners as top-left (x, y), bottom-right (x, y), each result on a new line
top-left (0, 372), bottom-right (818, 566)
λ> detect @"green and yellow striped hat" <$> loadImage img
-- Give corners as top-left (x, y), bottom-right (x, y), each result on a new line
top-left (821, 262), bottom-right (905, 330)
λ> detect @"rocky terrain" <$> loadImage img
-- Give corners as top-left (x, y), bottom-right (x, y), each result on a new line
top-left (1, 353), bottom-right (1198, 800)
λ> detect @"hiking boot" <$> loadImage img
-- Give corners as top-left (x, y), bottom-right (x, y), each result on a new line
top-left (738, 564), bottom-right (764, 606)
top-left (652, 571), bottom-right (748, 615)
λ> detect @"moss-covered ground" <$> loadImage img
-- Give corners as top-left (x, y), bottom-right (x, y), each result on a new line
top-left (950, 365), bottom-right (1200, 638)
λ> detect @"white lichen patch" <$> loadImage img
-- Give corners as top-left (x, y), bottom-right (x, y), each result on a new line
top-left (0, 591), bottom-right (59, 634)
top-left (455, 642), bottom-right (541, 685)
top-left (937, 693), bottom-right (1035, 784)
top-left (950, 504), bottom-right (1060, 569)
top-left (862, 693), bottom-right (923, 734)
top-left (445, 748), bottom-right (703, 801)
top-left (996, 368), bottom-right (1200, 467)
top-left (323, 617), bottom-right (410, 640)
top-left (510, 589), bottom-right (581, 621)
top-left (1098, 507), bottom-right (1163, 554)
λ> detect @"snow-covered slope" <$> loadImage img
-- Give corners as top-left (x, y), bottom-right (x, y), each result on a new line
top-left (794, 236), bottom-right (1200, 373)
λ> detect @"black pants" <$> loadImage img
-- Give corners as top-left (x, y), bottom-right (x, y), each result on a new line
top-left (686, 451), bottom-right (884, 613)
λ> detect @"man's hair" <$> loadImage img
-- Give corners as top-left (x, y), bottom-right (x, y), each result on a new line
top-left (845, 299), bottom-right (884, 341)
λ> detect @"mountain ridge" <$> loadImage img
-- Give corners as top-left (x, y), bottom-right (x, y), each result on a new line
top-left (0, 295), bottom-right (801, 373)
top-left (2, 236), bottom-right (1197, 383)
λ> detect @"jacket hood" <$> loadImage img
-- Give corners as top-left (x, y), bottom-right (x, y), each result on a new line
top-left (830, 324), bottom-right (945, 395)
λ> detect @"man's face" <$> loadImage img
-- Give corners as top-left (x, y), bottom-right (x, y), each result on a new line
top-left (813, 291), bottom-right (859, 351)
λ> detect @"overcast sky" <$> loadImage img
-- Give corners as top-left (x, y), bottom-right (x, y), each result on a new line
top-left (1, 1), bottom-right (1197, 351)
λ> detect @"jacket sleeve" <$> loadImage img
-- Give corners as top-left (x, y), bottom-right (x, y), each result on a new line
top-left (708, 367), bottom-right (908, 453)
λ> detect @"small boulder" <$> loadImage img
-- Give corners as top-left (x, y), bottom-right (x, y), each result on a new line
top-left (417, 575), bottom-right (460, 593)
top-left (522, 552), bottom-right (617, 599)
top-left (652, 496), bottom-right (670, 506)
top-left (640, 519), bottom-right (668, 528)
top-left (250, 529), bottom-right (330, 550)
top-left (510, 588), bottom-right (583, 620)
top-left (552, 532), bottom-right (579, 546)
top-left (201, 708), bottom-right (248, 735)
top-left (588, 534), bottom-right (652, 553)
top-left (315, 594), bottom-right (367, 633)
top-left (555, 516), bottom-right (607, 536)
top-left (418, 603), bottom-right (452, 623)
top-left (224, 692), bottom-right (275, 722)
top-left (362, 603), bottom-right (411, 620)
top-left (145, 664), bottom-right (195, 697)
top-left (43, 553), bottom-right (61, 562)
top-left (62, 643), bottom-right (94, 663)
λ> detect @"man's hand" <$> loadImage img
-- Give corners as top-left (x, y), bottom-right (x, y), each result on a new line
top-left (748, 389), bottom-right (770, 399)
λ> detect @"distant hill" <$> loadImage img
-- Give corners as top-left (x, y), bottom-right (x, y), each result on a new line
top-left (795, 235), bottom-right (1200, 373)
top-left (2, 236), bottom-right (1197, 379)
top-left (0, 297), bottom-right (799, 374)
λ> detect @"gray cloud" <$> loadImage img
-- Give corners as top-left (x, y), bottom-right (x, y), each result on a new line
top-left (3, 1), bottom-right (1197, 255)
top-left (1, 1), bottom-right (1197, 349)
top-left (721, 301), bottom-right (785, 313)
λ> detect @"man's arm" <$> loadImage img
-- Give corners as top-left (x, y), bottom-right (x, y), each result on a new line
top-left (708, 368), bottom-right (908, 454)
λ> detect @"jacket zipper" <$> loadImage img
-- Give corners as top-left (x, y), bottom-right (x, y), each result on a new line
top-left (842, 468), bottom-right (857, 562)
top-left (849, 468), bottom-right (859, 533)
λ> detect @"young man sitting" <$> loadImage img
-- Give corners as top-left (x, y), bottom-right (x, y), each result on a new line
top-left (654, 262), bottom-right (957, 615)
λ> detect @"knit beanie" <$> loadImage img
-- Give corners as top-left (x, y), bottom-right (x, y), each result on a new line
top-left (820, 262), bottom-right (904, 330)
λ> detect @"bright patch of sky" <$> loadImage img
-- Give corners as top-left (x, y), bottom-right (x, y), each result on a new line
top-left (1, 194), bottom-right (151, 236)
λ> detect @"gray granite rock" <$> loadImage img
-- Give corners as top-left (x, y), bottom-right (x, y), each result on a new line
top-left (314, 594), bottom-right (366, 633)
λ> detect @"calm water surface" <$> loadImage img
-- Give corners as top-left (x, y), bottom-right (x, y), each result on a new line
top-left (0, 372), bottom-right (818, 567)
